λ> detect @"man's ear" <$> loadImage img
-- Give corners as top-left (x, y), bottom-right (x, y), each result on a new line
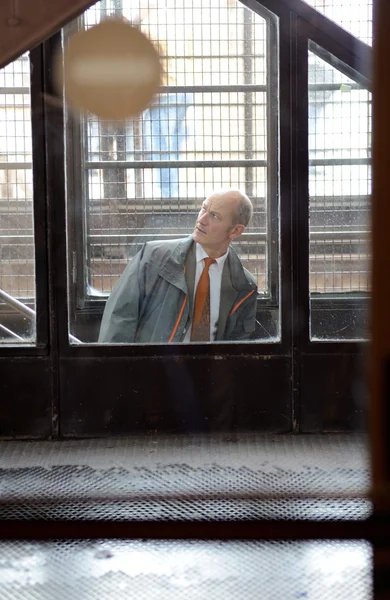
top-left (229, 224), bottom-right (245, 240)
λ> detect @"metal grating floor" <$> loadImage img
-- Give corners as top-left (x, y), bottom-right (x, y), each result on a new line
top-left (0, 434), bottom-right (372, 599)
top-left (0, 433), bottom-right (370, 521)
top-left (0, 539), bottom-right (372, 600)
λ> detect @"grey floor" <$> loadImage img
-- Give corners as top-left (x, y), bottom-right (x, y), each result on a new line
top-left (0, 434), bottom-right (372, 599)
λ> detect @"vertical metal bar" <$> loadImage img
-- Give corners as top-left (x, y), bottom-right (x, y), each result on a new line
top-left (133, 0), bottom-right (143, 199)
top-left (65, 10), bottom-right (88, 320)
top-left (30, 45), bottom-right (49, 349)
top-left (266, 15), bottom-right (279, 304)
top-left (113, 0), bottom-right (122, 16)
top-left (42, 32), bottom-right (68, 437)
top-left (133, 115), bottom-right (144, 199)
top-left (243, 9), bottom-right (253, 198)
top-left (274, 4), bottom-right (294, 430)
top-left (291, 17), bottom-right (310, 432)
top-left (100, 0), bottom-right (126, 257)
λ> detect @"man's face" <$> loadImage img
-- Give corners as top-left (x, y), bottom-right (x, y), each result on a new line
top-left (193, 193), bottom-right (244, 256)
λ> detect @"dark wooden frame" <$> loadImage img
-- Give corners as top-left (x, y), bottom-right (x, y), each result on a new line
top-left (0, 0), bottom-right (373, 438)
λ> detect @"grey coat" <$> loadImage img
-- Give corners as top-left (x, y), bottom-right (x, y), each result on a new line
top-left (98, 236), bottom-right (257, 343)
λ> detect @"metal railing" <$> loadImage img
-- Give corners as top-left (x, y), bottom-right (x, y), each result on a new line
top-left (0, 288), bottom-right (81, 344)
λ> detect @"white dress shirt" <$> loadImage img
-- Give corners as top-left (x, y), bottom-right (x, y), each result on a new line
top-left (183, 243), bottom-right (229, 342)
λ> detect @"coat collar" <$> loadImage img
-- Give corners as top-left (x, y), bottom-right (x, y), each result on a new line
top-left (226, 244), bottom-right (255, 295)
top-left (159, 236), bottom-right (194, 292)
top-left (168, 235), bottom-right (254, 293)
top-left (159, 236), bottom-right (255, 337)
top-left (216, 246), bottom-right (256, 340)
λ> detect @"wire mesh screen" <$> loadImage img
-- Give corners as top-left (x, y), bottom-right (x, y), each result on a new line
top-left (70, 0), bottom-right (273, 298)
top-left (0, 55), bottom-right (35, 344)
top-left (303, 0), bottom-right (372, 45)
top-left (0, 539), bottom-right (372, 600)
top-left (308, 44), bottom-right (371, 340)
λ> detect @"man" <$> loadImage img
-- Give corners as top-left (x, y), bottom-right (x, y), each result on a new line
top-left (98, 189), bottom-right (258, 343)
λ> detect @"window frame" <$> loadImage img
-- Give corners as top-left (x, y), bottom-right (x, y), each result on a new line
top-left (64, 0), bottom-right (282, 346)
top-left (0, 45), bottom-right (50, 357)
top-left (57, 0), bottom-right (372, 360)
top-left (293, 16), bottom-right (372, 356)
top-left (308, 39), bottom-right (372, 341)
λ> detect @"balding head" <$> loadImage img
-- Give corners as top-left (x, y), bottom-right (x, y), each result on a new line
top-left (193, 188), bottom-right (253, 257)
top-left (210, 189), bottom-right (253, 228)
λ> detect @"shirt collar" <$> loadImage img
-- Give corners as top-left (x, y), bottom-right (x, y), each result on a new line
top-left (195, 242), bottom-right (229, 268)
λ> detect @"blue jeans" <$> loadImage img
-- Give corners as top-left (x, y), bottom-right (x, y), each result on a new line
top-left (142, 92), bottom-right (193, 198)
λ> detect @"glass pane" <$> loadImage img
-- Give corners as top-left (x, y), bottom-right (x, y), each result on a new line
top-left (309, 43), bottom-right (371, 340)
top-left (303, 0), bottom-right (372, 45)
top-left (0, 55), bottom-right (36, 345)
top-left (65, 0), bottom-right (280, 345)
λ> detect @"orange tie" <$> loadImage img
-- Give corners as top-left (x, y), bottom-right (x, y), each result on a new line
top-left (191, 257), bottom-right (216, 342)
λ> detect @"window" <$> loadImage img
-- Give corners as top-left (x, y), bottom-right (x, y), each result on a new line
top-left (0, 55), bottom-right (36, 345)
top-left (65, 0), bottom-right (280, 344)
top-left (309, 43), bottom-right (371, 340)
top-left (303, 0), bottom-right (372, 45)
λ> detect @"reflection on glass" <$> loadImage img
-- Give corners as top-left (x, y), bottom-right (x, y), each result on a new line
top-left (303, 0), bottom-right (372, 46)
top-left (65, 0), bottom-right (280, 344)
top-left (309, 43), bottom-right (371, 340)
top-left (0, 55), bottom-right (36, 345)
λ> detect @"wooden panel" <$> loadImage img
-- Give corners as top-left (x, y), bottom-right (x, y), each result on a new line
top-left (300, 354), bottom-right (367, 432)
top-left (0, 357), bottom-right (53, 437)
top-left (60, 355), bottom-right (292, 436)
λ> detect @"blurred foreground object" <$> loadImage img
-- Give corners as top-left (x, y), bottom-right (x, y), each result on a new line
top-left (372, 0), bottom-right (390, 595)
top-left (55, 19), bottom-right (162, 120)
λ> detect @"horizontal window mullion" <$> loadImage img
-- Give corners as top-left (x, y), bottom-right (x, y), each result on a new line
top-left (309, 83), bottom-right (365, 92)
top-left (160, 84), bottom-right (267, 93)
top-left (309, 230), bottom-right (369, 240)
top-left (76, 294), bottom-right (276, 307)
top-left (0, 162), bottom-right (32, 170)
top-left (0, 235), bottom-right (34, 243)
top-left (309, 158), bottom-right (371, 166)
top-left (0, 87), bottom-right (30, 94)
top-left (87, 231), bottom-right (267, 241)
top-left (86, 159), bottom-right (268, 169)
top-left (84, 232), bottom-right (367, 243)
